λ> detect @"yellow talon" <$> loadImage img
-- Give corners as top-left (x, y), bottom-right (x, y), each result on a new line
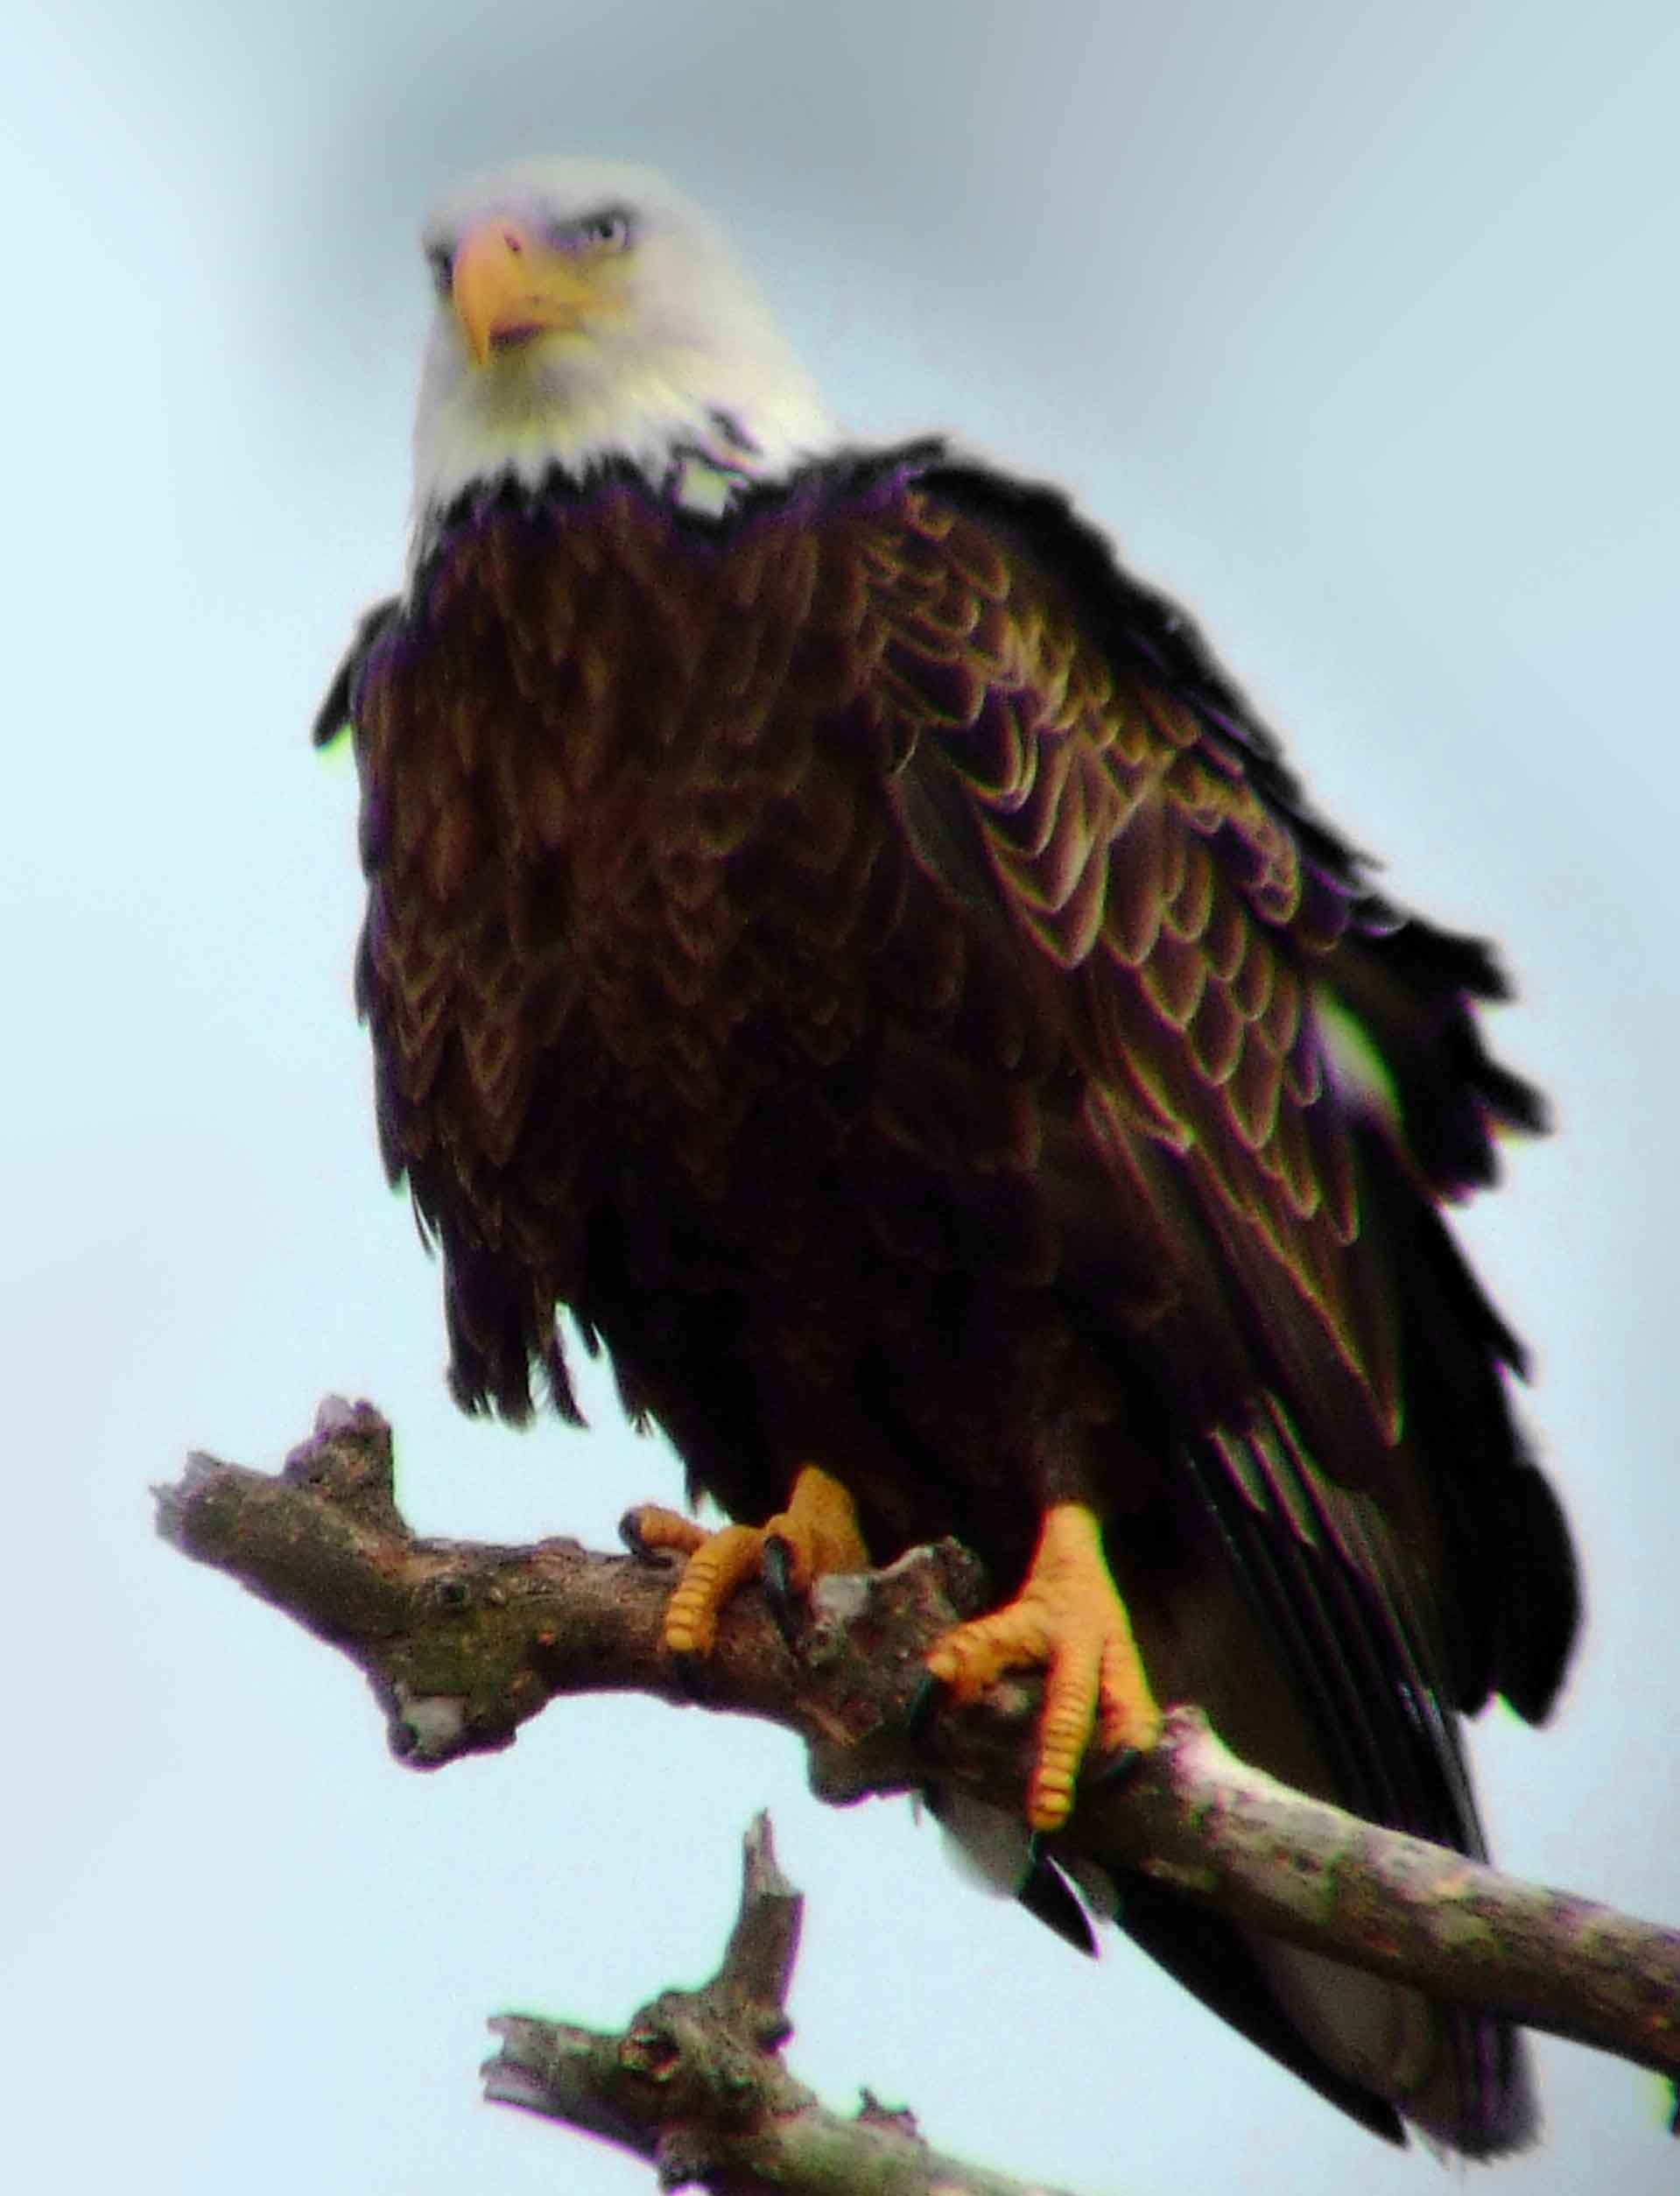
top-left (926, 1502), bottom-right (1162, 1832)
top-left (623, 1464), bottom-right (870, 1660)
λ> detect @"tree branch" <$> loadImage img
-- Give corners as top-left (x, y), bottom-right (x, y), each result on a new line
top-left (157, 1398), bottom-right (1680, 2101)
top-left (483, 1812), bottom-right (1086, 2193)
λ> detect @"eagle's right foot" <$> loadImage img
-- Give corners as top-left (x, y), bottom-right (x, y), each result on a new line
top-left (621, 1464), bottom-right (870, 1662)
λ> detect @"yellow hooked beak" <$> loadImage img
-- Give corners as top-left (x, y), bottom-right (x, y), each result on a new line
top-left (450, 217), bottom-right (601, 368)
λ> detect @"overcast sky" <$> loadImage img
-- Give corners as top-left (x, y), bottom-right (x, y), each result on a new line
top-left (5, 3), bottom-right (1678, 2192)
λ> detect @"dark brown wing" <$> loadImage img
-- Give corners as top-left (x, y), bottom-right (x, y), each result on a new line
top-left (847, 457), bottom-right (1578, 2148)
top-left (849, 456), bottom-right (1573, 1724)
top-left (866, 481), bottom-right (1398, 1441)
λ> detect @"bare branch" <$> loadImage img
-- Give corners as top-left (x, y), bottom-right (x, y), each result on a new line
top-left (158, 1398), bottom-right (1680, 2096)
top-left (156, 1397), bottom-right (983, 1785)
top-left (483, 1812), bottom-right (1086, 2194)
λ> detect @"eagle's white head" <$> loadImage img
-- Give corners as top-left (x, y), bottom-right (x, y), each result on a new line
top-left (410, 157), bottom-right (840, 530)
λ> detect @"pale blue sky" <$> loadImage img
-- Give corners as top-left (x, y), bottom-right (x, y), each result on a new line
top-left (4, 3), bottom-right (1677, 2191)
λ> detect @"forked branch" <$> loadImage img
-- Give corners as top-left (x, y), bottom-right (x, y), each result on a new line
top-left (485, 1811), bottom-right (1085, 2192)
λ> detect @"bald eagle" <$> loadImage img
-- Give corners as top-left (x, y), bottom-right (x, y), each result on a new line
top-left (317, 158), bottom-right (1579, 2155)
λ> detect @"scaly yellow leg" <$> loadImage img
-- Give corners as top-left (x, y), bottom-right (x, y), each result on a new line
top-left (926, 1502), bottom-right (1162, 1832)
top-left (623, 1464), bottom-right (870, 1658)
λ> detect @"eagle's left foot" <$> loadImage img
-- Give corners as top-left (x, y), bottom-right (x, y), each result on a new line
top-left (621, 1464), bottom-right (870, 1661)
top-left (925, 1502), bottom-right (1162, 1833)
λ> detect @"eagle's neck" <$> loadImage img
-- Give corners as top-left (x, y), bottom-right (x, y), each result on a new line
top-left (409, 338), bottom-right (842, 568)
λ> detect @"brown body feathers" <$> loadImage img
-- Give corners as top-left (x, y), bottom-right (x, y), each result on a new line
top-left (323, 441), bottom-right (1578, 2151)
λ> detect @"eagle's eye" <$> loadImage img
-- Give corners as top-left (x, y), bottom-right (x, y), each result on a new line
top-left (425, 244), bottom-right (453, 297)
top-left (569, 208), bottom-right (633, 254)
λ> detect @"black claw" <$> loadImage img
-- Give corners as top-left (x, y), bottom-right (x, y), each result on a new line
top-left (906, 1669), bottom-right (946, 1743)
top-left (669, 1648), bottom-right (709, 1703)
top-left (1016, 1848), bottom-right (1100, 1958)
top-left (761, 1535), bottom-right (804, 1650)
top-left (1088, 1744), bottom-right (1144, 1794)
top-left (619, 1510), bottom-right (667, 1566)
